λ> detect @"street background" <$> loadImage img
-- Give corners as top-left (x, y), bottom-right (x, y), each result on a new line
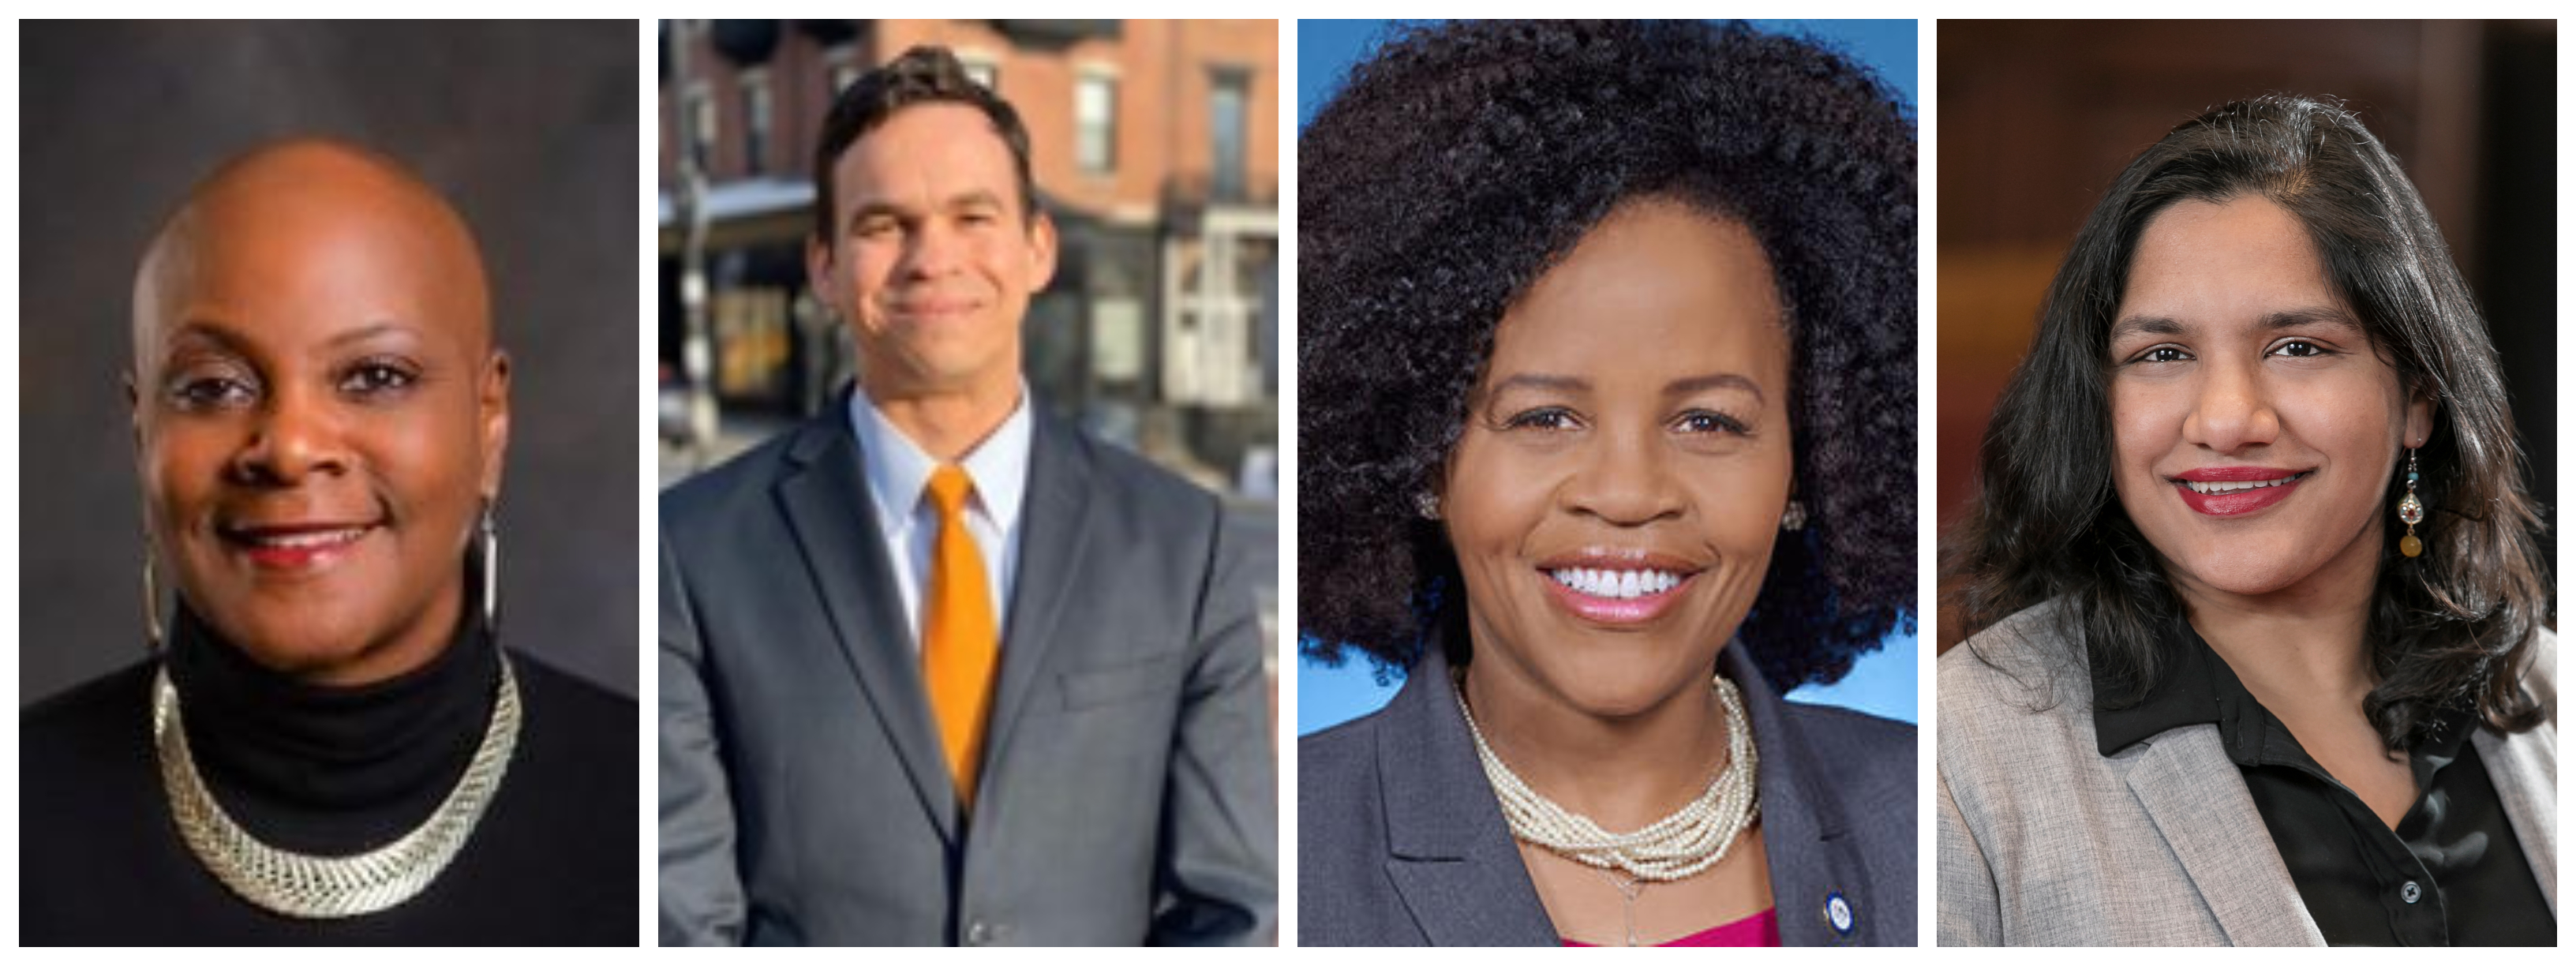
top-left (656, 20), bottom-right (1282, 683)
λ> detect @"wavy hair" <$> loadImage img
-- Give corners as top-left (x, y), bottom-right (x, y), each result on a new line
top-left (1945, 95), bottom-right (2550, 748)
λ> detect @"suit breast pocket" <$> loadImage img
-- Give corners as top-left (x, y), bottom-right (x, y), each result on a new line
top-left (1055, 653), bottom-right (1187, 713)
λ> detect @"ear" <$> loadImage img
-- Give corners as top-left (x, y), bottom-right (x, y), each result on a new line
top-left (478, 350), bottom-right (513, 500)
top-left (2404, 388), bottom-right (2436, 451)
top-left (804, 234), bottom-right (840, 317)
top-left (1026, 210), bottom-right (1059, 292)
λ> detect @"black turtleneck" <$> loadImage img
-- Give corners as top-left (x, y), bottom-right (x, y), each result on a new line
top-left (21, 596), bottom-right (636, 945)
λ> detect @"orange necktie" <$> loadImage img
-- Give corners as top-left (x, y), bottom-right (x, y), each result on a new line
top-left (922, 465), bottom-right (999, 807)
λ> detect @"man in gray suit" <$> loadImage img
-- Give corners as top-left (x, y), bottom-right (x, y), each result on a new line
top-left (657, 46), bottom-right (1275, 945)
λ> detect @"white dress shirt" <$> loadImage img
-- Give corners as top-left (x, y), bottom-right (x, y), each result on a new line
top-left (848, 384), bottom-right (1032, 650)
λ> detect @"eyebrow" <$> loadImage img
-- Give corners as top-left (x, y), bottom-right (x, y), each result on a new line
top-left (163, 319), bottom-right (418, 354)
top-left (1485, 371), bottom-right (1766, 404)
top-left (2109, 305), bottom-right (2357, 343)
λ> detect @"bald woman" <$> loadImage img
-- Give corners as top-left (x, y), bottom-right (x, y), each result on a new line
top-left (21, 140), bottom-right (634, 945)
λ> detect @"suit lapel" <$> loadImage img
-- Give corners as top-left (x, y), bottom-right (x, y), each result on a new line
top-left (770, 414), bottom-right (959, 842)
top-left (972, 412), bottom-right (1096, 814)
top-left (1376, 650), bottom-right (1559, 946)
top-left (2124, 726), bottom-right (2321, 945)
top-left (2473, 728), bottom-right (2557, 914)
top-left (1723, 646), bottom-right (1878, 945)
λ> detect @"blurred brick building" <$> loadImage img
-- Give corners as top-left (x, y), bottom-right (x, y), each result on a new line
top-left (659, 20), bottom-right (1279, 488)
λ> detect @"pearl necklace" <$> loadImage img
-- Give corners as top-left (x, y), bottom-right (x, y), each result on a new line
top-left (1458, 672), bottom-right (1759, 882)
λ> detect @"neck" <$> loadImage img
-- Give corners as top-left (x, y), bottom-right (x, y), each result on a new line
top-left (863, 374), bottom-right (1020, 462)
top-left (1459, 648), bottom-right (1733, 832)
top-left (2171, 520), bottom-right (2383, 713)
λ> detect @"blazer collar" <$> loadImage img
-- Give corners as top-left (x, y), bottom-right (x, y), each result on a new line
top-left (1371, 642), bottom-right (1891, 945)
top-left (971, 405), bottom-right (1098, 818)
top-left (773, 397), bottom-right (961, 841)
top-left (1373, 646), bottom-right (1559, 946)
top-left (2118, 724), bottom-right (2326, 945)
top-left (1720, 645), bottom-right (1885, 945)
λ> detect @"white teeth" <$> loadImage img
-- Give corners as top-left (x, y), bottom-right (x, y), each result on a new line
top-left (1548, 567), bottom-right (1683, 600)
top-left (246, 528), bottom-right (366, 549)
top-left (2185, 473), bottom-right (2305, 495)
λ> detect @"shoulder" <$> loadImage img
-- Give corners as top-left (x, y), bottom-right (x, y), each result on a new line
top-left (2517, 623), bottom-right (2557, 726)
top-left (1939, 597), bottom-right (2087, 710)
top-left (1299, 702), bottom-right (1387, 792)
top-left (22, 661), bottom-right (155, 762)
top-left (1776, 700), bottom-right (1914, 805)
top-left (1061, 423), bottom-right (1226, 526)
top-left (507, 649), bottom-right (637, 757)
top-left (658, 428), bottom-right (806, 540)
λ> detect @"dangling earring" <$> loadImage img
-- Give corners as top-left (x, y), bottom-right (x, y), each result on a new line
top-left (478, 502), bottom-right (500, 635)
top-left (141, 538), bottom-right (166, 654)
top-left (1780, 500), bottom-right (1808, 531)
top-left (2396, 448), bottom-right (2424, 558)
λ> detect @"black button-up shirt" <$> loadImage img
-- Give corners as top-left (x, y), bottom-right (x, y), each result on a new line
top-left (2092, 620), bottom-right (2553, 946)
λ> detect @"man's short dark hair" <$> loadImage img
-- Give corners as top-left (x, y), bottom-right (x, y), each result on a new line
top-left (811, 45), bottom-right (1037, 243)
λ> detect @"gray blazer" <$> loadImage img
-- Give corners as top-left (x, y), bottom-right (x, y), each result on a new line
top-left (657, 395), bottom-right (1275, 945)
top-left (1300, 643), bottom-right (1916, 945)
top-left (1938, 599), bottom-right (2559, 945)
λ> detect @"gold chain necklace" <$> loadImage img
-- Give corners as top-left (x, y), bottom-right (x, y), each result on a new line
top-left (151, 654), bottom-right (521, 919)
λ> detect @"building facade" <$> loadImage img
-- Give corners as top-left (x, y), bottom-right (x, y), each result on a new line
top-left (658, 19), bottom-right (1279, 487)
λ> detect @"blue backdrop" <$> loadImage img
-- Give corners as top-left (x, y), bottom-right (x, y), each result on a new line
top-left (1295, 19), bottom-right (1920, 735)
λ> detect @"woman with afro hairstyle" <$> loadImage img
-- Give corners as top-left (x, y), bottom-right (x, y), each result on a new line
top-left (1297, 21), bottom-right (1917, 946)
top-left (1938, 96), bottom-right (2554, 946)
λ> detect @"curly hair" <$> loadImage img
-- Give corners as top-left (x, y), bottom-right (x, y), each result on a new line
top-left (1298, 20), bottom-right (1917, 692)
top-left (1944, 95), bottom-right (2549, 751)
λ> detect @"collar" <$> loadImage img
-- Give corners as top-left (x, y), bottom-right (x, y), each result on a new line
top-left (2091, 614), bottom-right (2480, 765)
top-left (848, 380), bottom-right (1033, 536)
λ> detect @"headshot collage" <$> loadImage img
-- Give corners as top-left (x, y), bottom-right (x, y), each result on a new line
top-left (4, 17), bottom-right (2560, 950)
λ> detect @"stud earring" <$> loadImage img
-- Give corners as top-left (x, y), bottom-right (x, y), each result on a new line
top-left (1781, 500), bottom-right (1808, 531)
top-left (1413, 491), bottom-right (1441, 521)
top-left (2396, 448), bottom-right (2424, 558)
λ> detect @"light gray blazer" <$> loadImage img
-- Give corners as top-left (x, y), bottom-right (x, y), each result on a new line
top-left (1938, 599), bottom-right (2557, 946)
top-left (657, 393), bottom-right (1275, 945)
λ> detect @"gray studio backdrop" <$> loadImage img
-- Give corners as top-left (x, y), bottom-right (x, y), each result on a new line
top-left (20, 21), bottom-right (639, 701)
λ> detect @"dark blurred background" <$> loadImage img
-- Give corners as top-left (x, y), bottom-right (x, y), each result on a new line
top-left (20, 21), bottom-right (640, 700)
top-left (1937, 20), bottom-right (2555, 649)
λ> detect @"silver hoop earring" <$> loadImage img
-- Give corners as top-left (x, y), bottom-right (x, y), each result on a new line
top-left (1780, 500), bottom-right (1808, 532)
top-left (142, 541), bottom-right (166, 653)
top-left (479, 504), bottom-right (500, 635)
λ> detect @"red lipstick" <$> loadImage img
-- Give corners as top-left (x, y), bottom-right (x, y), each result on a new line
top-left (222, 522), bottom-right (376, 571)
top-left (2171, 467), bottom-right (2308, 517)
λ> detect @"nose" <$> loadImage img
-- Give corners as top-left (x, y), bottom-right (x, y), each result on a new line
top-left (231, 384), bottom-right (347, 485)
top-left (898, 218), bottom-right (964, 280)
top-left (2181, 355), bottom-right (2280, 455)
top-left (1561, 428), bottom-right (1687, 526)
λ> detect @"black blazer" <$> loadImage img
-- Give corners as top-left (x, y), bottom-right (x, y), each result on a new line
top-left (658, 392), bottom-right (1275, 945)
top-left (1299, 642), bottom-right (1915, 945)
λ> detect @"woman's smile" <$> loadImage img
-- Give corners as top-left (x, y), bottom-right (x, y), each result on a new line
top-left (2168, 466), bottom-right (2312, 517)
top-left (216, 517), bottom-right (386, 573)
top-left (1537, 549), bottom-right (1706, 626)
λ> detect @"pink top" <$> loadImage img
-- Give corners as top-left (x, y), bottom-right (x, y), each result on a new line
top-left (1560, 908), bottom-right (1780, 947)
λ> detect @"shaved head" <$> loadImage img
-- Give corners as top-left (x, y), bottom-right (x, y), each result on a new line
top-left (133, 138), bottom-right (492, 368)
top-left (128, 137), bottom-right (513, 686)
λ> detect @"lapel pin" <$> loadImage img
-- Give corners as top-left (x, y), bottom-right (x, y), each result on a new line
top-left (1822, 889), bottom-right (1856, 938)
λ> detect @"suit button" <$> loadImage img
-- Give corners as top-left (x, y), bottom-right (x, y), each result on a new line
top-left (964, 920), bottom-right (995, 945)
